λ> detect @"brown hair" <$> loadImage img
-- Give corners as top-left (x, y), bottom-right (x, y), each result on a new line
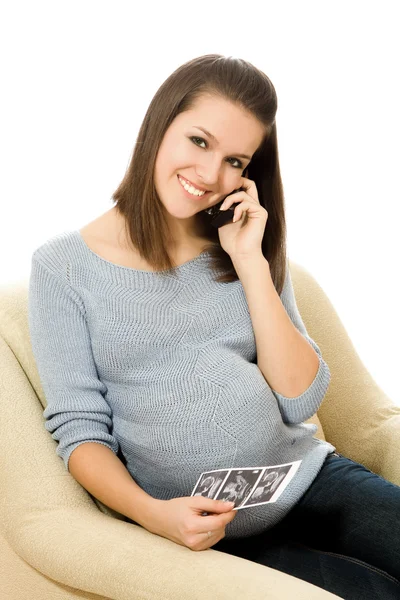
top-left (112, 54), bottom-right (287, 294)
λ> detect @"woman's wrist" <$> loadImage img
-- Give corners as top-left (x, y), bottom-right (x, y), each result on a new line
top-left (132, 496), bottom-right (167, 533)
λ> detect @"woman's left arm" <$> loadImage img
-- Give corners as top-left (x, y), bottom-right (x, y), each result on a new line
top-left (233, 254), bottom-right (331, 424)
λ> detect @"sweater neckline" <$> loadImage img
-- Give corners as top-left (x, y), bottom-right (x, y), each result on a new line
top-left (72, 229), bottom-right (211, 274)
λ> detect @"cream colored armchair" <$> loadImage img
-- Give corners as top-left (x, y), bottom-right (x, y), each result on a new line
top-left (1, 260), bottom-right (399, 600)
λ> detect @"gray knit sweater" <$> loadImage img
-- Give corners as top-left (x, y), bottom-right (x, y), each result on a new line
top-left (28, 229), bottom-right (335, 539)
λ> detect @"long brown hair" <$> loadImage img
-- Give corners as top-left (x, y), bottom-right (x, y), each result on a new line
top-left (112, 54), bottom-right (287, 294)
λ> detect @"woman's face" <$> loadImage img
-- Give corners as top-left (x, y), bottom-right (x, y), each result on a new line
top-left (153, 94), bottom-right (266, 237)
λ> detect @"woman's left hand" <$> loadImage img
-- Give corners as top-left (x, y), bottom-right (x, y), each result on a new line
top-left (217, 175), bottom-right (268, 260)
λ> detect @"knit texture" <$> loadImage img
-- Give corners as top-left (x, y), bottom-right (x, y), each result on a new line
top-left (28, 229), bottom-right (335, 539)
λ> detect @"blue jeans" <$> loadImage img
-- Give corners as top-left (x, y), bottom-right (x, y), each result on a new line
top-left (213, 452), bottom-right (400, 599)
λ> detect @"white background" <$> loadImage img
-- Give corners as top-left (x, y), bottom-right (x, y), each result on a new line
top-left (1, 1), bottom-right (398, 405)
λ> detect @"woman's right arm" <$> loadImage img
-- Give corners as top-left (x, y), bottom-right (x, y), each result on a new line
top-left (68, 442), bottom-right (163, 529)
top-left (28, 253), bottom-right (163, 530)
top-left (68, 441), bottom-right (237, 552)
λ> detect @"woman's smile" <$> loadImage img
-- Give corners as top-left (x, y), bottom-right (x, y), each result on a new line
top-left (177, 175), bottom-right (212, 199)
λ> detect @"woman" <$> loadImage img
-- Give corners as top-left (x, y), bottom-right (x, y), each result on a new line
top-left (28, 54), bottom-right (400, 599)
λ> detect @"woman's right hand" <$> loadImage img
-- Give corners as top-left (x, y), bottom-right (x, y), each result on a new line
top-left (147, 496), bottom-right (237, 551)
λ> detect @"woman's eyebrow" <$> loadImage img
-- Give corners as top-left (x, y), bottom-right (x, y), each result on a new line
top-left (192, 125), bottom-right (252, 160)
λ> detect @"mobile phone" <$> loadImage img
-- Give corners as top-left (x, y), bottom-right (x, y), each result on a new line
top-left (208, 193), bottom-right (243, 229)
top-left (206, 167), bottom-right (249, 229)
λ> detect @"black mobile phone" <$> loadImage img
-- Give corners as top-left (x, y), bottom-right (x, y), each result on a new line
top-left (206, 168), bottom-right (249, 229)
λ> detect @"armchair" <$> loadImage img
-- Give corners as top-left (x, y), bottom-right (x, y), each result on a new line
top-left (1, 260), bottom-right (399, 599)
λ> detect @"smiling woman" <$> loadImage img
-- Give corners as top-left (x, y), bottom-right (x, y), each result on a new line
top-left (110, 54), bottom-right (283, 288)
top-left (27, 54), bottom-right (400, 600)
top-left (150, 92), bottom-right (266, 253)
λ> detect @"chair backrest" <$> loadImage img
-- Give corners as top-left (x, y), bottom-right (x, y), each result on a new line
top-left (288, 260), bottom-right (400, 484)
top-left (0, 278), bottom-right (47, 408)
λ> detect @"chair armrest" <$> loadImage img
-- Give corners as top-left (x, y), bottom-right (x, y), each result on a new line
top-left (290, 262), bottom-right (400, 485)
top-left (6, 505), bottom-right (341, 600)
top-left (0, 334), bottom-right (341, 600)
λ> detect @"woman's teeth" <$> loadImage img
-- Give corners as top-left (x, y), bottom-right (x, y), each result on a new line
top-left (178, 175), bottom-right (207, 197)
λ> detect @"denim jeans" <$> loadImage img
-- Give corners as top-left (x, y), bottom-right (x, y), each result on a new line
top-left (213, 452), bottom-right (400, 600)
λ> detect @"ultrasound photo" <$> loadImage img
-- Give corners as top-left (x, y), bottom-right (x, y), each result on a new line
top-left (191, 460), bottom-right (302, 512)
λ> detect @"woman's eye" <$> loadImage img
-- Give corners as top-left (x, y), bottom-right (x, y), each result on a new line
top-left (189, 136), bottom-right (243, 169)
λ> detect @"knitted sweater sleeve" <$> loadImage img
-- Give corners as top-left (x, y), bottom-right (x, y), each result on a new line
top-left (270, 262), bottom-right (331, 424)
top-left (28, 254), bottom-right (120, 472)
